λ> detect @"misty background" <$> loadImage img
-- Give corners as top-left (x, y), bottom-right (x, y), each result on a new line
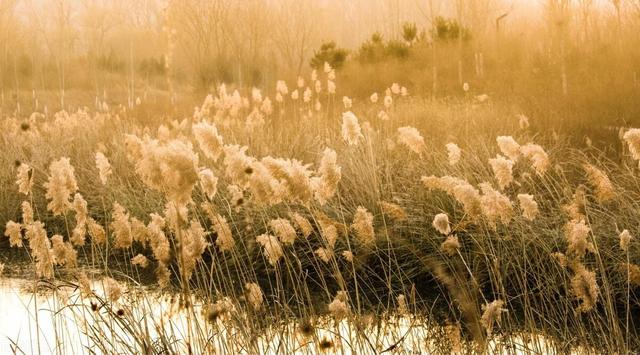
top-left (0, 0), bottom-right (638, 132)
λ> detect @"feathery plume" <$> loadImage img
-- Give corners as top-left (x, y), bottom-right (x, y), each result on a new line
top-left (290, 212), bottom-right (313, 238)
top-left (520, 144), bottom-right (550, 175)
top-left (432, 213), bottom-right (451, 235)
top-left (570, 263), bottom-right (599, 312)
top-left (623, 129), bottom-right (640, 166)
top-left (95, 152), bottom-right (112, 185)
top-left (5, 221), bottom-right (23, 247)
top-left (111, 202), bottom-right (133, 249)
top-left (397, 126), bottom-right (425, 154)
top-left (71, 193), bottom-right (88, 246)
top-left (446, 143), bottom-right (461, 166)
top-left (441, 235), bottom-right (460, 256)
top-left (315, 247), bottom-right (334, 263)
top-left (131, 254), bottom-right (149, 268)
top-left (128, 136), bottom-right (200, 205)
top-left (620, 229), bottom-right (632, 253)
top-left (51, 234), bottom-right (78, 267)
top-left (104, 277), bottom-right (123, 303)
top-left (341, 111), bottom-right (363, 146)
top-left (87, 217), bottom-right (106, 245)
top-left (26, 221), bottom-right (54, 278)
top-left (565, 219), bottom-right (594, 259)
top-left (583, 164), bottom-right (615, 202)
top-left (21, 201), bottom-right (34, 224)
top-left (422, 176), bottom-right (483, 219)
top-left (245, 282), bottom-right (264, 310)
top-left (44, 157), bottom-right (78, 216)
top-left (269, 218), bottom-right (297, 245)
top-left (488, 155), bottom-right (514, 190)
top-left (496, 136), bottom-right (521, 161)
top-left (517, 194), bottom-right (539, 221)
top-left (198, 168), bottom-right (218, 199)
top-left (481, 300), bottom-right (506, 336)
top-left (343, 96), bottom-right (352, 109)
top-left (479, 183), bottom-right (514, 226)
top-left (312, 148), bottom-right (342, 204)
top-left (256, 234), bottom-right (283, 266)
top-left (147, 213), bottom-right (170, 263)
top-left (211, 214), bottom-right (234, 252)
top-left (16, 163), bottom-right (33, 195)
top-left (351, 207), bottom-right (375, 246)
top-left (328, 291), bottom-right (350, 319)
top-left (379, 201), bottom-right (407, 221)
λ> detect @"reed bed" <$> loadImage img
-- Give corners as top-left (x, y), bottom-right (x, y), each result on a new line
top-left (1, 68), bottom-right (639, 354)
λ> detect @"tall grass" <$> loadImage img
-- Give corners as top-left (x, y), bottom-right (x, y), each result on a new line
top-left (1, 70), bottom-right (639, 353)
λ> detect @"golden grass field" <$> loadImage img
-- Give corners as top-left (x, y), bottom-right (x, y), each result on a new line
top-left (3, 0), bottom-right (640, 353)
top-left (1, 66), bottom-right (640, 354)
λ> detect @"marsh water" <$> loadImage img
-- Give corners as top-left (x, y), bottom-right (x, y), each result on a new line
top-left (0, 275), bottom-right (589, 355)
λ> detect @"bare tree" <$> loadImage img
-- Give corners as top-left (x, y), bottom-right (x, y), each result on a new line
top-left (271, 0), bottom-right (318, 77)
top-left (168, 0), bottom-right (232, 86)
